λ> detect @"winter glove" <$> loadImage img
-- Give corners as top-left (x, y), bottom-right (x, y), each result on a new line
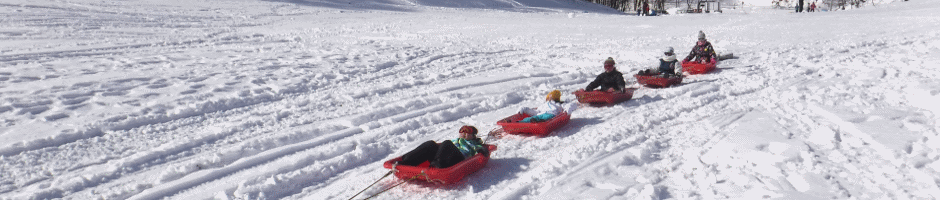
top-left (479, 148), bottom-right (490, 157)
top-left (518, 107), bottom-right (529, 115)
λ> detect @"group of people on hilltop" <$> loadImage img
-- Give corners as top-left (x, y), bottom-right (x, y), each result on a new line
top-left (640, 1), bottom-right (650, 16)
top-left (796, 0), bottom-right (818, 13)
top-left (395, 31), bottom-right (717, 169)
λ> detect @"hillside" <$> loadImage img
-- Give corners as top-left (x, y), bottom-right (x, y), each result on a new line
top-left (1, 0), bottom-right (938, 199)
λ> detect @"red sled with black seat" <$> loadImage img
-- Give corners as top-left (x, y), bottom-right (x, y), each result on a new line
top-left (383, 144), bottom-right (497, 185)
top-left (495, 112), bottom-right (570, 136)
top-left (634, 73), bottom-right (683, 88)
top-left (572, 90), bottom-right (634, 105)
top-left (681, 59), bottom-right (718, 74)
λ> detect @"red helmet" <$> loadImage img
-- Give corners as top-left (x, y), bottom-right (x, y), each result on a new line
top-left (459, 125), bottom-right (477, 136)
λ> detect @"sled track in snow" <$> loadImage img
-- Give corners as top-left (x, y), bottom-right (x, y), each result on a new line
top-left (0, 43), bottom-right (544, 199)
top-left (132, 49), bottom-right (556, 199)
top-left (335, 54), bottom-right (766, 200)
top-left (653, 35), bottom-right (940, 199)
top-left (474, 33), bottom-right (937, 199)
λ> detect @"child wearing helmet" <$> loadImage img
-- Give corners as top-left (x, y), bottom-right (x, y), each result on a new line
top-left (583, 57), bottom-right (626, 93)
top-left (641, 47), bottom-right (681, 77)
top-left (659, 47), bottom-right (680, 77)
top-left (517, 90), bottom-right (571, 123)
top-left (684, 31), bottom-right (717, 63)
top-left (398, 125), bottom-right (489, 168)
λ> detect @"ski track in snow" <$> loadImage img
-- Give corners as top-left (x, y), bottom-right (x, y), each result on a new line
top-left (2, 0), bottom-right (940, 200)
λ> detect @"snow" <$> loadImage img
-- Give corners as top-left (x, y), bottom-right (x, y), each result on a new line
top-left (1, 0), bottom-right (938, 199)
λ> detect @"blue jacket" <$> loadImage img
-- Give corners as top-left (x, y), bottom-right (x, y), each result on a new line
top-left (451, 138), bottom-right (485, 158)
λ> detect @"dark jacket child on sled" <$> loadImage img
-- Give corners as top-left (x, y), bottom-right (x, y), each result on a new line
top-left (583, 57), bottom-right (627, 93)
top-left (684, 31), bottom-right (717, 64)
top-left (397, 126), bottom-right (489, 168)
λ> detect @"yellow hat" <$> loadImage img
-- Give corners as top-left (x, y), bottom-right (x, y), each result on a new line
top-left (546, 90), bottom-right (561, 102)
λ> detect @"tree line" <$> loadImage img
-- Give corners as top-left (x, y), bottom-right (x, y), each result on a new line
top-left (583, 0), bottom-right (671, 12)
top-left (774, 0), bottom-right (872, 10)
top-left (591, 0), bottom-right (876, 13)
top-left (584, 0), bottom-right (723, 13)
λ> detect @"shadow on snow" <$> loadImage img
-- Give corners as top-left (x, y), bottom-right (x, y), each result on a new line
top-left (465, 157), bottom-right (532, 192)
top-left (552, 117), bottom-right (604, 138)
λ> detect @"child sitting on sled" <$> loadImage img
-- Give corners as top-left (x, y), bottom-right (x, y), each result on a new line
top-left (397, 125), bottom-right (489, 168)
top-left (682, 31), bottom-right (718, 63)
top-left (517, 90), bottom-right (577, 123)
top-left (640, 47), bottom-right (681, 77)
top-left (683, 31), bottom-right (717, 64)
top-left (582, 57), bottom-right (626, 93)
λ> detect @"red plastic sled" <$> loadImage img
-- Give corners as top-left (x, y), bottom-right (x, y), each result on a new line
top-left (681, 59), bottom-right (718, 74)
top-left (383, 144), bottom-right (497, 185)
top-left (572, 90), bottom-right (634, 105)
top-left (635, 74), bottom-right (683, 88)
top-left (495, 112), bottom-right (570, 136)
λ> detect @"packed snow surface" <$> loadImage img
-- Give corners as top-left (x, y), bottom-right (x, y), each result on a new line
top-left (1, 0), bottom-right (939, 199)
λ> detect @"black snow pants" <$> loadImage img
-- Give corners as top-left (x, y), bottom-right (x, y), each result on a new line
top-left (399, 140), bottom-right (466, 168)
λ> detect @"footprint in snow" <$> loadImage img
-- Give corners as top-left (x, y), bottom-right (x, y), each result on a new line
top-left (11, 76), bottom-right (40, 83)
top-left (187, 76), bottom-right (209, 83)
top-left (146, 83), bottom-right (171, 89)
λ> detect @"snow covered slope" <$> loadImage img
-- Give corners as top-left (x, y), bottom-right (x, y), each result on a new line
top-left (1, 0), bottom-right (938, 199)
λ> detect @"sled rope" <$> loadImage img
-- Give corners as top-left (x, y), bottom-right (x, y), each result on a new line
top-left (417, 169), bottom-right (447, 185)
top-left (361, 173), bottom-right (424, 200)
top-left (483, 127), bottom-right (503, 144)
top-left (486, 126), bottom-right (526, 141)
top-left (347, 170), bottom-right (394, 200)
top-left (421, 169), bottom-right (432, 181)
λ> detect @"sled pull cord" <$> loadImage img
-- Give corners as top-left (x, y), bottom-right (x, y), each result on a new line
top-left (347, 170), bottom-right (394, 200)
top-left (362, 172), bottom-right (424, 200)
top-left (484, 127), bottom-right (502, 144)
